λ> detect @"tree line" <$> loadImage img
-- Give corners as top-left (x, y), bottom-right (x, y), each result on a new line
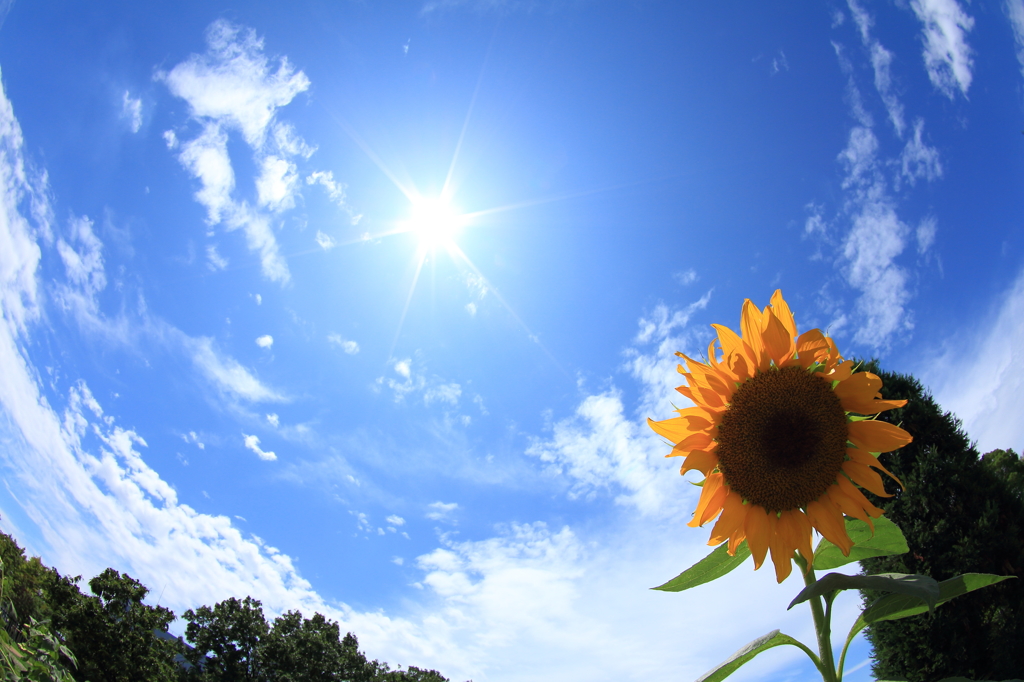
top-left (0, 536), bottom-right (455, 681)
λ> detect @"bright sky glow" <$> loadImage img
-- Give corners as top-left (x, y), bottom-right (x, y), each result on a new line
top-left (406, 195), bottom-right (463, 251)
top-left (1, 2), bottom-right (1023, 682)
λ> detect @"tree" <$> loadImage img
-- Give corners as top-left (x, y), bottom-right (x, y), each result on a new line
top-left (856, 363), bottom-right (1024, 681)
top-left (183, 596), bottom-right (268, 681)
top-left (44, 568), bottom-right (182, 682)
top-left (261, 610), bottom-right (374, 682)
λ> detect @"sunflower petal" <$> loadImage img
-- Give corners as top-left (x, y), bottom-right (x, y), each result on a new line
top-left (847, 448), bottom-right (904, 489)
top-left (769, 290), bottom-right (797, 338)
top-left (740, 300), bottom-right (770, 371)
top-left (768, 512), bottom-right (795, 582)
top-left (842, 459), bottom-right (891, 498)
top-left (835, 474), bottom-right (885, 517)
top-left (762, 309), bottom-right (797, 368)
top-left (806, 498), bottom-right (853, 556)
top-left (825, 482), bottom-right (873, 530)
top-left (647, 415), bottom-right (707, 443)
top-left (797, 329), bottom-right (830, 368)
top-left (688, 473), bottom-right (726, 528)
top-left (744, 504), bottom-right (771, 569)
top-left (709, 490), bottom-right (747, 544)
top-left (679, 449), bottom-right (719, 477)
top-left (728, 526), bottom-right (746, 555)
top-left (848, 420), bottom-right (913, 453)
top-left (835, 372), bottom-right (908, 414)
top-left (789, 509), bottom-right (815, 568)
top-left (712, 324), bottom-right (755, 381)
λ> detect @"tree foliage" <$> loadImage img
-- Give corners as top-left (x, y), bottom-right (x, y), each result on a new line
top-left (0, 528), bottom-right (457, 681)
top-left (856, 363), bottom-right (1024, 682)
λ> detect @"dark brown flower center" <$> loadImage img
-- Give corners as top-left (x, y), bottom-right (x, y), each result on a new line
top-left (715, 365), bottom-right (848, 512)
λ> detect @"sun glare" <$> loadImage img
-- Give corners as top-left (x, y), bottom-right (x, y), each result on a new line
top-left (407, 196), bottom-right (462, 250)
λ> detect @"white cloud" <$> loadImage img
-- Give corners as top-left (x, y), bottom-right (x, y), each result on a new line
top-left (56, 215), bottom-right (106, 304)
top-left (206, 244), bottom-right (229, 270)
top-left (255, 156), bottom-right (299, 212)
top-left (188, 335), bottom-right (284, 402)
top-left (916, 216), bottom-right (937, 255)
top-left (255, 334), bottom-right (273, 349)
top-left (465, 302), bottom-right (477, 316)
top-left (926, 266), bottom-right (1024, 454)
top-left (224, 202), bottom-right (290, 284)
top-left (1009, 0), bottom-right (1024, 81)
top-left (910, 0), bottom-right (975, 98)
top-left (394, 359), bottom-right (411, 379)
top-left (266, 413), bottom-right (279, 427)
top-left (900, 119), bottom-right (942, 187)
top-left (254, 293), bottom-right (262, 305)
top-left (306, 170), bottom-right (346, 205)
top-left (121, 91), bottom-right (142, 133)
top-left (315, 230), bottom-right (336, 250)
top-left (161, 21), bottom-right (308, 285)
top-left (392, 556), bottom-right (404, 566)
top-left (158, 19), bottom-right (310, 148)
top-left (847, 0), bottom-right (905, 136)
top-left (424, 383), bottom-right (461, 407)
top-left (243, 433), bottom-right (277, 461)
top-left (386, 515), bottom-right (406, 526)
top-left (425, 501), bottom-right (459, 521)
top-left (841, 198), bottom-right (912, 347)
top-left (327, 333), bottom-right (359, 355)
top-left (672, 268), bottom-right (697, 285)
top-left (177, 123), bottom-right (235, 225)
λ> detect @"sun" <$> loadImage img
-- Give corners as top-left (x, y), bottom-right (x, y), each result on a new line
top-left (406, 195), bottom-right (463, 251)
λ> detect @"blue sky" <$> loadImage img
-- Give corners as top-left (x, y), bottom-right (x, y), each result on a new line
top-left (0, 1), bottom-right (1023, 680)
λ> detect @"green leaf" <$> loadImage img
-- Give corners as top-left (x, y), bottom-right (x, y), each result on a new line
top-left (812, 515), bottom-right (909, 570)
top-left (862, 573), bottom-right (1015, 624)
top-left (652, 542), bottom-right (750, 592)
top-left (789, 572), bottom-right (938, 612)
top-left (695, 630), bottom-right (815, 682)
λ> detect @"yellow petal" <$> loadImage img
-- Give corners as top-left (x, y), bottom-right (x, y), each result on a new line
top-left (847, 447), bottom-right (903, 489)
top-left (806, 498), bottom-right (852, 556)
top-left (740, 300), bottom-right (770, 372)
top-left (679, 449), bottom-right (719, 477)
top-left (797, 329), bottom-right (829, 368)
top-left (847, 420), bottom-right (913, 453)
top-left (727, 526), bottom-right (746, 555)
top-left (647, 415), bottom-right (707, 443)
top-left (768, 512), bottom-right (795, 583)
top-left (834, 372), bottom-right (908, 415)
top-left (688, 473), bottom-right (726, 528)
top-left (709, 489), bottom-right (747, 544)
top-left (842, 458), bottom-right (892, 498)
top-left (825, 482), bottom-right (873, 531)
top-left (835, 473), bottom-right (884, 517)
top-left (769, 290), bottom-right (797, 336)
top-left (762, 309), bottom-right (796, 368)
top-left (711, 323), bottom-right (755, 381)
top-left (744, 504), bottom-right (771, 569)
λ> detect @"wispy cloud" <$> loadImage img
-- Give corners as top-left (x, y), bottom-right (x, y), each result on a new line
top-left (120, 91), bottom-right (142, 133)
top-left (425, 501), bottom-right (459, 522)
top-left (158, 20), bottom-right (315, 284)
top-left (910, 0), bottom-right (975, 98)
top-left (256, 334), bottom-right (274, 349)
top-left (847, 0), bottom-right (905, 136)
top-left (1006, 0), bottom-right (1024, 80)
top-left (315, 230), bottom-right (336, 250)
top-left (327, 333), bottom-right (359, 354)
top-left (243, 433), bottom-right (277, 461)
top-left (188, 335), bottom-right (284, 402)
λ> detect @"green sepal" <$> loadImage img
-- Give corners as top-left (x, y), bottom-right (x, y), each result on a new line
top-left (812, 515), bottom-right (909, 570)
top-left (789, 572), bottom-right (938, 612)
top-left (695, 630), bottom-right (818, 682)
top-left (652, 541), bottom-right (750, 592)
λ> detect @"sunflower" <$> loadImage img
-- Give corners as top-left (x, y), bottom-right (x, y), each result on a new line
top-left (649, 290), bottom-right (911, 582)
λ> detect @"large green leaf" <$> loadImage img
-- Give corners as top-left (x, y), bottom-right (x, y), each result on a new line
top-left (789, 572), bottom-right (938, 611)
top-left (652, 542), bottom-right (750, 592)
top-left (862, 573), bottom-right (1015, 624)
top-left (695, 630), bottom-right (816, 682)
top-left (843, 573), bottom-right (1016, 646)
top-left (812, 516), bottom-right (909, 570)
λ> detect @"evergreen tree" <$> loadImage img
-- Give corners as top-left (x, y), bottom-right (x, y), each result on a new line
top-left (184, 596), bottom-right (268, 681)
top-left (856, 363), bottom-right (1024, 681)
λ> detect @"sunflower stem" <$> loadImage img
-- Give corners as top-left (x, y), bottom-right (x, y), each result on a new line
top-left (801, 561), bottom-right (838, 682)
